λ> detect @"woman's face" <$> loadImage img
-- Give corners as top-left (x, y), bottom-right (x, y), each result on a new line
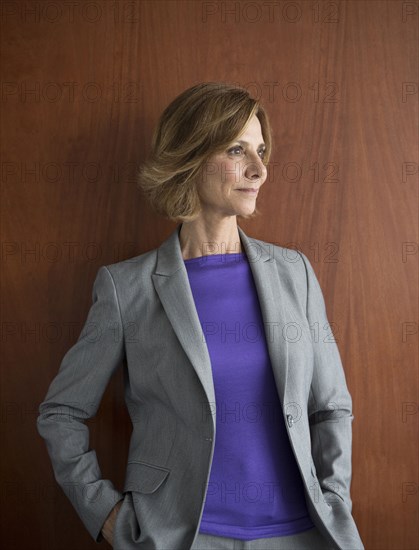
top-left (197, 114), bottom-right (268, 220)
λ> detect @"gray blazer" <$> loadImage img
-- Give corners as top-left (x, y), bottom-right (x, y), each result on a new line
top-left (37, 224), bottom-right (365, 550)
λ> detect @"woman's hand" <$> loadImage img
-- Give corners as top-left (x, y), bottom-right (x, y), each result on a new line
top-left (101, 500), bottom-right (123, 546)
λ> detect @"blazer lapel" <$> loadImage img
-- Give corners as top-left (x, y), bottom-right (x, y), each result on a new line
top-left (151, 224), bottom-right (290, 432)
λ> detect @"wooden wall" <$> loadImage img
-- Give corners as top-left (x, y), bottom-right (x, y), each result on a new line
top-left (1, 1), bottom-right (417, 548)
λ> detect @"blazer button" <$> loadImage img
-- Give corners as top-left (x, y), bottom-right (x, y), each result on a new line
top-left (286, 414), bottom-right (294, 428)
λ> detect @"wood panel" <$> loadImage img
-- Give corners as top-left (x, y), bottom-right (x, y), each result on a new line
top-left (1, 1), bottom-right (417, 548)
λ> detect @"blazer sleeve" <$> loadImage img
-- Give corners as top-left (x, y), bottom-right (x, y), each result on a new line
top-left (36, 265), bottom-right (125, 543)
top-left (298, 251), bottom-right (355, 514)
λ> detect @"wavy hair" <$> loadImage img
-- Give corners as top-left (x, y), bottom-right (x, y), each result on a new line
top-left (137, 82), bottom-right (273, 223)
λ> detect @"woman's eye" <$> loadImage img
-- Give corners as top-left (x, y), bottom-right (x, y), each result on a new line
top-left (227, 146), bottom-right (266, 158)
top-left (228, 146), bottom-right (243, 155)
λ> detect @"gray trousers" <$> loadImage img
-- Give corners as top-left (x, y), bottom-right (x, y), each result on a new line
top-left (191, 526), bottom-right (334, 550)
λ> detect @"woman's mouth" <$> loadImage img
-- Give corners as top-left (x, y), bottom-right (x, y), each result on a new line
top-left (236, 188), bottom-right (259, 195)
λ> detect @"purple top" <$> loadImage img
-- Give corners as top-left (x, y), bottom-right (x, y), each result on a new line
top-left (183, 252), bottom-right (314, 540)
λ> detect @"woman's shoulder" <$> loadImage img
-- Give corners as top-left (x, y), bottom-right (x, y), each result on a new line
top-left (247, 234), bottom-right (309, 274)
top-left (103, 247), bottom-right (158, 281)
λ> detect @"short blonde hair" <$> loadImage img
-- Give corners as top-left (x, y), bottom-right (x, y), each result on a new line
top-left (138, 82), bottom-right (273, 223)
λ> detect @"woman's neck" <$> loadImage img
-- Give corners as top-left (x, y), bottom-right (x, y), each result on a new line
top-left (179, 220), bottom-right (242, 260)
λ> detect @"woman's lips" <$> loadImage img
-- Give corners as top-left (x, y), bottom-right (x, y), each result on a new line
top-left (237, 188), bottom-right (258, 194)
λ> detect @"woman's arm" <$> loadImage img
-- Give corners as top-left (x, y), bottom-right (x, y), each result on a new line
top-left (37, 266), bottom-right (125, 542)
top-left (298, 251), bottom-right (355, 513)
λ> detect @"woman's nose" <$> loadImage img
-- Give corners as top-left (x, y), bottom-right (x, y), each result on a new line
top-left (243, 154), bottom-right (267, 181)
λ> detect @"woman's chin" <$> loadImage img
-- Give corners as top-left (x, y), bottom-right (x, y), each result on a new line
top-left (237, 203), bottom-right (257, 216)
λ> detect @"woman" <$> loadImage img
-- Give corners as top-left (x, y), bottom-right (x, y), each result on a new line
top-left (37, 82), bottom-right (364, 550)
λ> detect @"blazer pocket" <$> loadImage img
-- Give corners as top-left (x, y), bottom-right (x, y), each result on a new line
top-left (124, 460), bottom-right (171, 494)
